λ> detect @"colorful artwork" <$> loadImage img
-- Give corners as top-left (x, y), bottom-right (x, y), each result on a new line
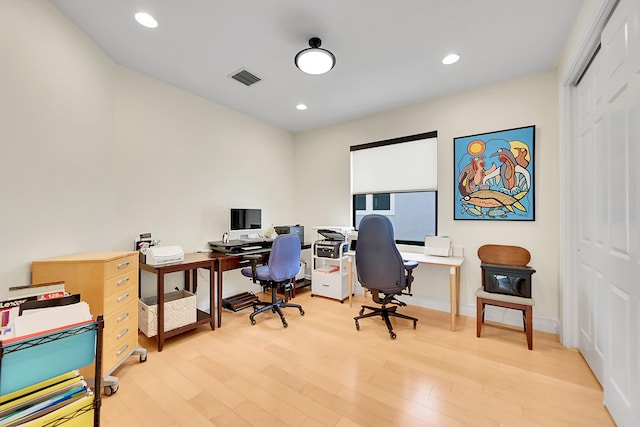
top-left (454, 125), bottom-right (535, 221)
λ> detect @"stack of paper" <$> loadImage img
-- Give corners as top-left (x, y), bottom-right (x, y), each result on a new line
top-left (0, 282), bottom-right (68, 340)
top-left (12, 302), bottom-right (92, 339)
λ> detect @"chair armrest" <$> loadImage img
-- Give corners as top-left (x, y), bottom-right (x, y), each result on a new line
top-left (243, 254), bottom-right (263, 281)
top-left (403, 260), bottom-right (419, 294)
top-left (403, 260), bottom-right (418, 271)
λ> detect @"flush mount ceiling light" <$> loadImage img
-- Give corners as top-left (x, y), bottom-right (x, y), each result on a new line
top-left (134, 12), bottom-right (158, 28)
top-left (295, 37), bottom-right (336, 75)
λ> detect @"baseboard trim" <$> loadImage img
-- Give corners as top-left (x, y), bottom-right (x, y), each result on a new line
top-left (405, 295), bottom-right (559, 335)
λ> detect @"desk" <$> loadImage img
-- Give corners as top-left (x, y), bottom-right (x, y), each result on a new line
top-left (210, 243), bottom-right (312, 328)
top-left (139, 253), bottom-right (216, 351)
top-left (346, 251), bottom-right (464, 331)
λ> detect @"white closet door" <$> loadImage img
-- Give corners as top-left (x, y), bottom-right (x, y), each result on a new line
top-left (576, 43), bottom-right (607, 384)
top-left (600, 0), bottom-right (639, 424)
top-left (575, 0), bottom-right (639, 425)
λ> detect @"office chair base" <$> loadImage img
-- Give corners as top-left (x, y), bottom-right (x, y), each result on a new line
top-left (354, 305), bottom-right (418, 339)
top-left (249, 289), bottom-right (304, 327)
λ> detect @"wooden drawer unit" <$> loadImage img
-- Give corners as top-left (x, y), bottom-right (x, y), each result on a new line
top-left (31, 251), bottom-right (143, 386)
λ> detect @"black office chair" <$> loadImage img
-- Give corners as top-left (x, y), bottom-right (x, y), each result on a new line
top-left (354, 214), bottom-right (418, 339)
top-left (241, 234), bottom-right (305, 327)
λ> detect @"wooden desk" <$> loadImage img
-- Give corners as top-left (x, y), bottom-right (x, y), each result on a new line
top-left (139, 253), bottom-right (216, 351)
top-left (210, 250), bottom-right (268, 328)
top-left (346, 250), bottom-right (464, 331)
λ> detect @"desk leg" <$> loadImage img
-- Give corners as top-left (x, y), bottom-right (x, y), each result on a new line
top-left (157, 272), bottom-right (165, 352)
top-left (348, 257), bottom-right (353, 308)
top-left (216, 263), bottom-right (223, 328)
top-left (184, 270), bottom-right (191, 291)
top-left (455, 266), bottom-right (461, 315)
top-left (449, 266), bottom-right (459, 332)
top-left (209, 266), bottom-right (215, 330)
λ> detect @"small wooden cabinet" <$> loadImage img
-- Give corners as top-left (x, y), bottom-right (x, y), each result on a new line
top-left (31, 251), bottom-right (146, 395)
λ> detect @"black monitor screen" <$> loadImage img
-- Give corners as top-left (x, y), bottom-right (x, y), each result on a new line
top-left (230, 208), bottom-right (262, 231)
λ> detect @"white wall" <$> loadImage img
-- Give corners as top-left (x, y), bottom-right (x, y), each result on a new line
top-left (0, 1), bottom-right (296, 305)
top-left (0, 0), bottom-right (116, 287)
top-left (113, 67), bottom-right (296, 301)
top-left (293, 71), bottom-right (561, 332)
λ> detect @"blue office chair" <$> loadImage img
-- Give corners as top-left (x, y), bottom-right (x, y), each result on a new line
top-left (241, 234), bottom-right (305, 327)
top-left (354, 214), bottom-right (418, 339)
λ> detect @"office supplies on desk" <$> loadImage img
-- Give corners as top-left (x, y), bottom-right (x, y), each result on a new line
top-left (424, 236), bottom-right (452, 257)
top-left (143, 245), bottom-right (185, 265)
top-left (209, 239), bottom-right (272, 254)
top-left (274, 225), bottom-right (305, 243)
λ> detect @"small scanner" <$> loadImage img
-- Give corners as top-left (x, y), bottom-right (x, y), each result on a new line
top-left (144, 245), bottom-right (185, 265)
top-left (424, 236), bottom-right (452, 257)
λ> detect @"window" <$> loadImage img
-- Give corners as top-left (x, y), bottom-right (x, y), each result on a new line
top-left (355, 194), bottom-right (395, 215)
top-left (373, 193), bottom-right (390, 210)
top-left (350, 131), bottom-right (438, 245)
top-left (353, 191), bottom-right (437, 244)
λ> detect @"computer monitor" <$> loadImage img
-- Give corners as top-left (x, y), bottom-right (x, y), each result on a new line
top-left (229, 208), bottom-right (262, 233)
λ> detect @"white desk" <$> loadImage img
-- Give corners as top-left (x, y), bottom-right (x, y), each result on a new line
top-left (346, 251), bottom-right (465, 331)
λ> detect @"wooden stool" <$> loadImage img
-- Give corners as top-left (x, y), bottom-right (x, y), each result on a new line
top-left (476, 244), bottom-right (535, 350)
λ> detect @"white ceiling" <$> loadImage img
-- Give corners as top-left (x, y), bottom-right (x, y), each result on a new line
top-left (52, 0), bottom-right (584, 133)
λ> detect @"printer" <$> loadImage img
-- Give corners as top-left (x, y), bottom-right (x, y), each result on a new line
top-left (143, 245), bottom-right (184, 265)
top-left (314, 229), bottom-right (348, 259)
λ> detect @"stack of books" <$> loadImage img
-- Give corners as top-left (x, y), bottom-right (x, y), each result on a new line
top-left (0, 370), bottom-right (94, 426)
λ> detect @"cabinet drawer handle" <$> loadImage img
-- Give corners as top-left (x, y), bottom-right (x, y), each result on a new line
top-left (117, 328), bottom-right (129, 340)
top-left (117, 261), bottom-right (130, 269)
top-left (117, 312), bottom-right (129, 323)
top-left (116, 343), bottom-right (130, 356)
top-left (116, 293), bottom-right (129, 303)
top-left (117, 277), bottom-right (130, 286)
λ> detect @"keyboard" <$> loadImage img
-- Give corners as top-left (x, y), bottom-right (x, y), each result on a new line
top-left (241, 246), bottom-right (262, 251)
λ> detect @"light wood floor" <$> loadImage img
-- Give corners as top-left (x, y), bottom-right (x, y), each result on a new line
top-left (101, 289), bottom-right (614, 427)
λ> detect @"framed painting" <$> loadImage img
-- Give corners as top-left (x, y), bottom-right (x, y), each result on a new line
top-left (454, 125), bottom-right (535, 221)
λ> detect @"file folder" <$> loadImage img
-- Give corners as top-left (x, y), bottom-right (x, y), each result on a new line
top-left (0, 322), bottom-right (96, 395)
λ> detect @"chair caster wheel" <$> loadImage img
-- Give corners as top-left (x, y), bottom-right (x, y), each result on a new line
top-left (355, 320), bottom-right (360, 331)
top-left (299, 309), bottom-right (305, 316)
top-left (413, 320), bottom-right (417, 329)
top-left (251, 319), bottom-right (256, 325)
top-left (359, 308), bottom-right (365, 316)
top-left (390, 332), bottom-right (397, 340)
top-left (104, 384), bottom-right (118, 396)
top-left (140, 353), bottom-right (148, 363)
top-left (282, 321), bottom-right (288, 328)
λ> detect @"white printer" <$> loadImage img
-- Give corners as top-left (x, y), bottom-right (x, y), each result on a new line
top-left (424, 236), bottom-right (452, 257)
top-left (143, 245), bottom-right (185, 265)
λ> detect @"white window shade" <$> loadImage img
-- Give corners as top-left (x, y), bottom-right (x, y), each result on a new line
top-left (351, 132), bottom-right (437, 194)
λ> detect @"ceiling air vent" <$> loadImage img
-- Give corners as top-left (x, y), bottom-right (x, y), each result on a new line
top-left (230, 68), bottom-right (261, 86)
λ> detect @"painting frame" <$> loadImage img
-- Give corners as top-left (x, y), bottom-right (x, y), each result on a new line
top-left (453, 125), bottom-right (535, 221)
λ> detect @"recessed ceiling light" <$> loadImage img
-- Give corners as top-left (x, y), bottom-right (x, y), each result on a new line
top-left (296, 104), bottom-right (308, 111)
top-left (442, 54), bottom-right (460, 65)
top-left (135, 12), bottom-right (158, 28)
